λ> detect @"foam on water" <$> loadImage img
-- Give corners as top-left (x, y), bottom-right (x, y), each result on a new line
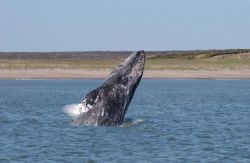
top-left (120, 118), bottom-right (144, 128)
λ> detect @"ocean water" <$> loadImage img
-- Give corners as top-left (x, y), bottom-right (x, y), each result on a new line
top-left (0, 79), bottom-right (250, 163)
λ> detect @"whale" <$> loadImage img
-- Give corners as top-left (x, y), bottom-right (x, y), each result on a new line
top-left (74, 51), bottom-right (145, 126)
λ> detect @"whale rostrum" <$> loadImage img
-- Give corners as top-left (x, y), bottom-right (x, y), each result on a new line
top-left (75, 51), bottom-right (145, 126)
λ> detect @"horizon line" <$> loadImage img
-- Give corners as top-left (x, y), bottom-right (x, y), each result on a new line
top-left (1, 48), bottom-right (250, 53)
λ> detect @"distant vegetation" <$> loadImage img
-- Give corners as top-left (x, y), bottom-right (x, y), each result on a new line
top-left (0, 49), bottom-right (250, 70)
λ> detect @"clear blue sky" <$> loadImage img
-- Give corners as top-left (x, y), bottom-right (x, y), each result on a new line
top-left (1, 0), bottom-right (250, 51)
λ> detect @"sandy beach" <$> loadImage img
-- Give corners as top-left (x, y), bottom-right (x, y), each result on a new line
top-left (0, 69), bottom-right (250, 79)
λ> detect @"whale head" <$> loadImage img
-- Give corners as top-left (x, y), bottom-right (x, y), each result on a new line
top-left (75, 51), bottom-right (145, 126)
top-left (104, 50), bottom-right (145, 86)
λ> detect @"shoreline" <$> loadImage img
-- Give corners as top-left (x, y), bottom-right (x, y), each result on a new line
top-left (0, 69), bottom-right (250, 79)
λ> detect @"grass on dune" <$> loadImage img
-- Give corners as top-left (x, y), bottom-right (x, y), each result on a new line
top-left (145, 53), bottom-right (250, 70)
top-left (0, 59), bottom-right (121, 70)
top-left (1, 52), bottom-right (250, 70)
top-left (145, 58), bottom-right (250, 70)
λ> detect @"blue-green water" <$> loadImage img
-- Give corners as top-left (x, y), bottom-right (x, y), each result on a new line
top-left (0, 79), bottom-right (250, 162)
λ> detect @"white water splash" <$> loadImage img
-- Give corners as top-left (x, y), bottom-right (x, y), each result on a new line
top-left (120, 119), bottom-right (144, 128)
top-left (64, 104), bottom-right (144, 127)
top-left (63, 103), bottom-right (89, 120)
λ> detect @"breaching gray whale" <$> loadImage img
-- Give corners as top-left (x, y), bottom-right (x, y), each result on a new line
top-left (74, 51), bottom-right (145, 126)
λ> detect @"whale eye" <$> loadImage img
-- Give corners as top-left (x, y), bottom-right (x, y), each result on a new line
top-left (122, 77), bottom-right (128, 85)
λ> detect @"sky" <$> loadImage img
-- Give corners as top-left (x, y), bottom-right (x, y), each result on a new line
top-left (0, 0), bottom-right (250, 51)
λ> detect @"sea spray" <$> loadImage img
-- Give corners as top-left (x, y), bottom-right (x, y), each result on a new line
top-left (63, 103), bottom-right (86, 120)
